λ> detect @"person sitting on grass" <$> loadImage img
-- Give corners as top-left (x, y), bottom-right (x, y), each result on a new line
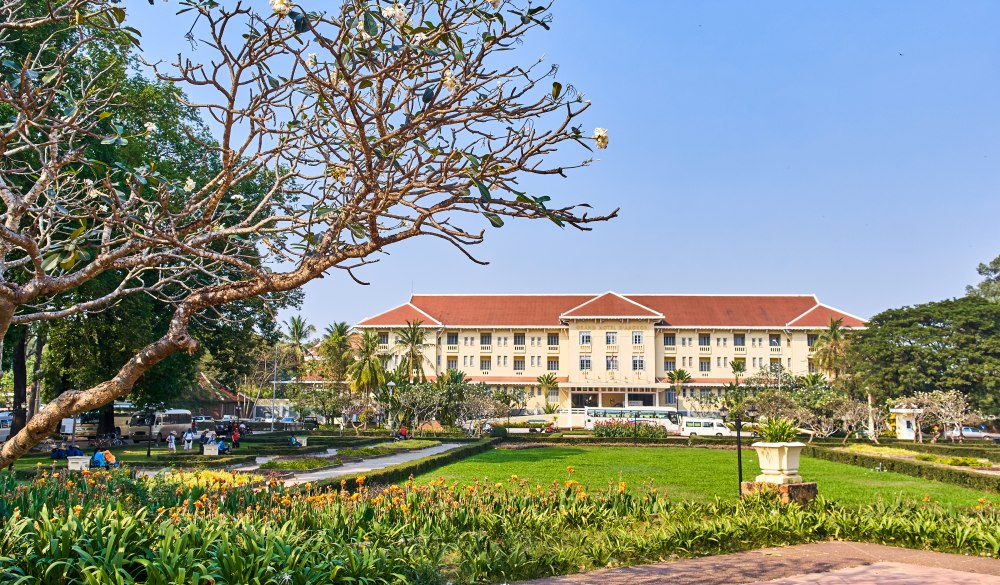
top-left (51, 444), bottom-right (67, 460)
top-left (217, 439), bottom-right (231, 455)
top-left (102, 449), bottom-right (118, 468)
top-left (288, 435), bottom-right (301, 447)
top-left (90, 449), bottom-right (106, 469)
top-left (67, 445), bottom-right (84, 457)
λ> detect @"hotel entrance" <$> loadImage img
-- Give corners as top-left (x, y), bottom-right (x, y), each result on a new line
top-left (568, 388), bottom-right (660, 408)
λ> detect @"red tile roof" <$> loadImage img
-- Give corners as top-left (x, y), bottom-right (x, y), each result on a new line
top-left (786, 304), bottom-right (866, 328)
top-left (425, 375), bottom-right (568, 384)
top-left (561, 292), bottom-right (663, 319)
top-left (356, 293), bottom-right (865, 329)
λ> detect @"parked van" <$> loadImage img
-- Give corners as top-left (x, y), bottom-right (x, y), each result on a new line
top-left (0, 411), bottom-right (12, 443)
top-left (680, 418), bottom-right (733, 437)
top-left (127, 409), bottom-right (193, 443)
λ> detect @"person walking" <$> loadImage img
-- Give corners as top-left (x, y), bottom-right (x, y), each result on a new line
top-left (182, 429), bottom-right (194, 451)
top-left (231, 427), bottom-right (240, 449)
top-left (167, 431), bottom-right (177, 454)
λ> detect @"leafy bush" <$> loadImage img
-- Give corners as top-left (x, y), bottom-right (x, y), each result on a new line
top-left (2, 461), bottom-right (1000, 583)
top-left (757, 417), bottom-right (799, 442)
top-left (259, 457), bottom-right (342, 471)
top-left (914, 454), bottom-right (991, 467)
top-left (591, 421), bottom-right (670, 439)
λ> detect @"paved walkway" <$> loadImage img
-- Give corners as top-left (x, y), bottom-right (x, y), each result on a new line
top-left (283, 442), bottom-right (463, 486)
top-left (518, 542), bottom-right (1000, 584)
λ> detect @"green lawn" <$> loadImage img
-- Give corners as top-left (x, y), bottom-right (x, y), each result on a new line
top-left (414, 446), bottom-right (999, 508)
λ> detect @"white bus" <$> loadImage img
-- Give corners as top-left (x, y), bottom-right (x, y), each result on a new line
top-left (126, 409), bottom-right (193, 443)
top-left (584, 406), bottom-right (680, 432)
top-left (0, 411), bottom-right (11, 443)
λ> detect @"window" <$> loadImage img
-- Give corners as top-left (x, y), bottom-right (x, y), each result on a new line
top-left (378, 332), bottom-right (389, 345)
top-left (548, 333), bottom-right (559, 346)
top-left (579, 355), bottom-right (591, 370)
top-left (664, 389), bottom-right (677, 404)
top-left (514, 358), bottom-right (525, 371)
top-left (734, 334), bottom-right (745, 347)
top-left (502, 356), bottom-right (508, 366)
top-left (663, 359), bottom-right (676, 371)
top-left (699, 359), bottom-right (711, 372)
top-left (606, 355), bottom-right (619, 371)
top-left (606, 331), bottom-right (617, 345)
top-left (547, 358), bottom-right (559, 371)
top-left (447, 358), bottom-right (457, 369)
top-left (632, 331), bottom-right (643, 345)
top-left (447, 332), bottom-right (458, 345)
top-left (808, 361), bottom-right (816, 373)
top-left (769, 334), bottom-right (781, 347)
top-left (751, 337), bottom-right (757, 348)
top-left (530, 356), bottom-right (536, 367)
top-left (579, 331), bottom-right (591, 345)
top-left (663, 333), bottom-right (675, 346)
top-left (514, 333), bottom-right (525, 346)
top-left (752, 357), bottom-right (757, 368)
top-left (632, 355), bottom-right (645, 371)
top-left (787, 358), bottom-right (791, 368)
top-left (699, 334), bottom-right (711, 347)
top-left (547, 387), bottom-right (559, 403)
top-left (481, 333), bottom-right (492, 346)
top-left (807, 334), bottom-right (818, 347)
top-left (480, 358), bottom-right (491, 371)
top-left (717, 357), bottom-right (722, 367)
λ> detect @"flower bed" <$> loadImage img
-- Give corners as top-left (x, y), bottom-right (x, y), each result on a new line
top-left (1, 463), bottom-right (999, 583)
top-left (591, 420), bottom-right (671, 439)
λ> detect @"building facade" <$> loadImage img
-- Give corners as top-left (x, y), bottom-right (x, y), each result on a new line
top-left (356, 292), bottom-right (865, 413)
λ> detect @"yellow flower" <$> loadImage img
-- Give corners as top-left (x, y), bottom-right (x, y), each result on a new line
top-left (566, 466), bottom-right (575, 475)
top-left (65, 480), bottom-right (74, 488)
top-left (72, 505), bottom-right (82, 514)
top-left (618, 481), bottom-right (627, 493)
top-left (356, 476), bottom-right (366, 487)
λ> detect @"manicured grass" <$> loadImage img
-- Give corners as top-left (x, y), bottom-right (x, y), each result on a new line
top-left (337, 439), bottom-right (440, 459)
top-left (259, 456), bottom-right (341, 471)
top-left (415, 446), bottom-right (1000, 508)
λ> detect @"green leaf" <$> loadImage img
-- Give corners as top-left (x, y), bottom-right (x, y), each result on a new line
top-left (422, 87), bottom-right (434, 104)
top-left (359, 79), bottom-right (373, 89)
top-left (98, 111), bottom-right (112, 120)
top-left (482, 211), bottom-right (504, 228)
top-left (552, 81), bottom-right (562, 100)
top-left (363, 11), bottom-right (378, 37)
top-left (41, 254), bottom-right (61, 273)
top-left (463, 152), bottom-right (481, 170)
top-left (472, 178), bottom-right (490, 201)
top-left (267, 75), bottom-right (280, 89)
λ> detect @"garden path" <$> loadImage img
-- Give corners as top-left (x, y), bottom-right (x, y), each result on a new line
top-left (282, 442), bottom-right (463, 486)
top-left (518, 541), bottom-right (1000, 585)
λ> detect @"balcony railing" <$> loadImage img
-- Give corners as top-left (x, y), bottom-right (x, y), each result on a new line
top-left (377, 344), bottom-right (389, 352)
top-left (699, 371), bottom-right (710, 376)
top-left (514, 370), bottom-right (523, 375)
top-left (663, 344), bottom-right (676, 353)
top-left (633, 345), bottom-right (645, 353)
top-left (480, 345), bottom-right (492, 352)
top-left (547, 345), bottom-right (560, 352)
top-left (446, 344), bottom-right (458, 353)
top-left (579, 344), bottom-right (592, 352)
top-left (481, 370), bottom-right (491, 375)
top-left (734, 346), bottom-right (746, 353)
top-left (606, 344), bottom-right (619, 353)
top-left (699, 346), bottom-right (712, 353)
top-left (513, 345), bottom-right (525, 353)
top-left (770, 346), bottom-right (782, 353)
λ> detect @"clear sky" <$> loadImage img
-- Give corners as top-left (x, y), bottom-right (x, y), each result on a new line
top-left (127, 1), bottom-right (1000, 328)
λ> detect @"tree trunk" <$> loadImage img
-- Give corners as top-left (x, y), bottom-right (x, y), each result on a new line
top-left (9, 327), bottom-right (27, 437)
top-left (99, 403), bottom-right (115, 436)
top-left (27, 328), bottom-right (44, 422)
top-left (866, 392), bottom-right (879, 444)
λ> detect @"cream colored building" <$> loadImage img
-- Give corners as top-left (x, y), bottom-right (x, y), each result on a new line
top-left (356, 292), bottom-right (865, 414)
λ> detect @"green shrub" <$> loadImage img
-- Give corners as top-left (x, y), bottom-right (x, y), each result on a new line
top-left (914, 454), bottom-right (991, 467)
top-left (758, 417), bottom-right (798, 442)
top-left (591, 420), bottom-right (669, 439)
top-left (259, 457), bottom-right (342, 471)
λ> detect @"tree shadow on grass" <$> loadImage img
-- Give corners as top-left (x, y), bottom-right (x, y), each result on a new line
top-left (488, 447), bottom-right (590, 465)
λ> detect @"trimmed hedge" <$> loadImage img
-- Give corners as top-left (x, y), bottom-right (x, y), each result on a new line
top-left (803, 446), bottom-right (1000, 493)
top-left (867, 441), bottom-right (1000, 461)
top-left (315, 439), bottom-right (497, 490)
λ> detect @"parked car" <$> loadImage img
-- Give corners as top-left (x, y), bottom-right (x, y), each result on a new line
top-left (680, 418), bottom-right (734, 437)
top-left (193, 416), bottom-right (214, 423)
top-left (300, 416), bottom-right (320, 430)
top-left (946, 426), bottom-right (999, 441)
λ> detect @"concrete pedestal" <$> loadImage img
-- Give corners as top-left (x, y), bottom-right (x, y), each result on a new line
top-left (741, 481), bottom-right (818, 505)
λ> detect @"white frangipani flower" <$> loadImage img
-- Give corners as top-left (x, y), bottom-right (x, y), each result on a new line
top-left (270, 0), bottom-right (291, 16)
top-left (183, 177), bottom-right (196, 192)
top-left (382, 3), bottom-right (409, 27)
top-left (144, 121), bottom-right (158, 133)
top-left (442, 68), bottom-right (458, 92)
top-left (305, 53), bottom-right (317, 68)
top-left (593, 127), bottom-right (608, 149)
top-left (231, 194), bottom-right (246, 202)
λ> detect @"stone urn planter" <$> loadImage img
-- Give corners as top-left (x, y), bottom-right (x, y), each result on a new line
top-left (751, 442), bottom-right (806, 484)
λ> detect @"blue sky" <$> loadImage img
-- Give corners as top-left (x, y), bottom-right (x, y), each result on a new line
top-left (127, 1), bottom-right (1000, 328)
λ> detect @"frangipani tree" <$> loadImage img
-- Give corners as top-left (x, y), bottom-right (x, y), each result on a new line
top-left (0, 0), bottom-right (614, 464)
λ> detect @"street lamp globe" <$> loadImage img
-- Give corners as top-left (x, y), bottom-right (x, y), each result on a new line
top-left (719, 405), bottom-right (729, 421)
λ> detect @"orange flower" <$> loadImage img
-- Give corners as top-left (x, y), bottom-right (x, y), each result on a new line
top-left (566, 466), bottom-right (575, 474)
top-left (194, 501), bottom-right (204, 509)
top-left (618, 481), bottom-right (627, 493)
top-left (72, 505), bottom-right (82, 514)
top-left (65, 480), bottom-right (75, 488)
top-left (356, 476), bottom-right (366, 487)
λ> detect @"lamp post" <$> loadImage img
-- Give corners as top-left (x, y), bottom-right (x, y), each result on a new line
top-left (720, 402), bottom-right (759, 497)
top-left (386, 381), bottom-right (396, 431)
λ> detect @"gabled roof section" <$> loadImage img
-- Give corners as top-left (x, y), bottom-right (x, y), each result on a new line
top-left (560, 292), bottom-right (663, 319)
top-left (786, 304), bottom-right (866, 328)
top-left (633, 295), bottom-right (819, 327)
top-left (356, 302), bottom-right (442, 327)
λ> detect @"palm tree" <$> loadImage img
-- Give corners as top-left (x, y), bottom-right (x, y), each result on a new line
top-left (315, 321), bottom-right (353, 389)
top-left (811, 317), bottom-right (848, 380)
top-left (324, 321), bottom-right (350, 342)
top-left (537, 373), bottom-right (559, 404)
top-left (347, 330), bottom-right (387, 401)
top-left (666, 368), bottom-right (692, 387)
top-left (800, 372), bottom-right (826, 389)
top-left (394, 320), bottom-right (430, 382)
top-left (730, 359), bottom-right (746, 385)
top-left (283, 314), bottom-right (316, 372)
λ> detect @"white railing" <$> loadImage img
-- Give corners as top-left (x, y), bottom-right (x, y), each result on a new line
top-left (548, 345), bottom-right (560, 352)
top-left (663, 344), bottom-right (676, 353)
top-left (606, 344), bottom-right (619, 353)
top-left (377, 344), bottom-right (389, 352)
top-left (633, 345), bottom-right (645, 353)
top-left (770, 346), bottom-right (782, 353)
top-left (734, 346), bottom-right (746, 353)
top-left (480, 345), bottom-right (492, 352)
top-left (699, 346), bottom-right (712, 353)
top-left (446, 344), bottom-right (458, 353)
top-left (514, 345), bottom-right (525, 353)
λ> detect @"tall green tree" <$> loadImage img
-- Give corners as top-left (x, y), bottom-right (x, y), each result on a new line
top-left (967, 253), bottom-right (1000, 302)
top-left (348, 331), bottom-right (387, 401)
top-left (811, 318), bottom-right (850, 380)
top-left (283, 315), bottom-right (316, 374)
top-left (846, 296), bottom-right (1000, 413)
top-left (394, 320), bottom-right (430, 382)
